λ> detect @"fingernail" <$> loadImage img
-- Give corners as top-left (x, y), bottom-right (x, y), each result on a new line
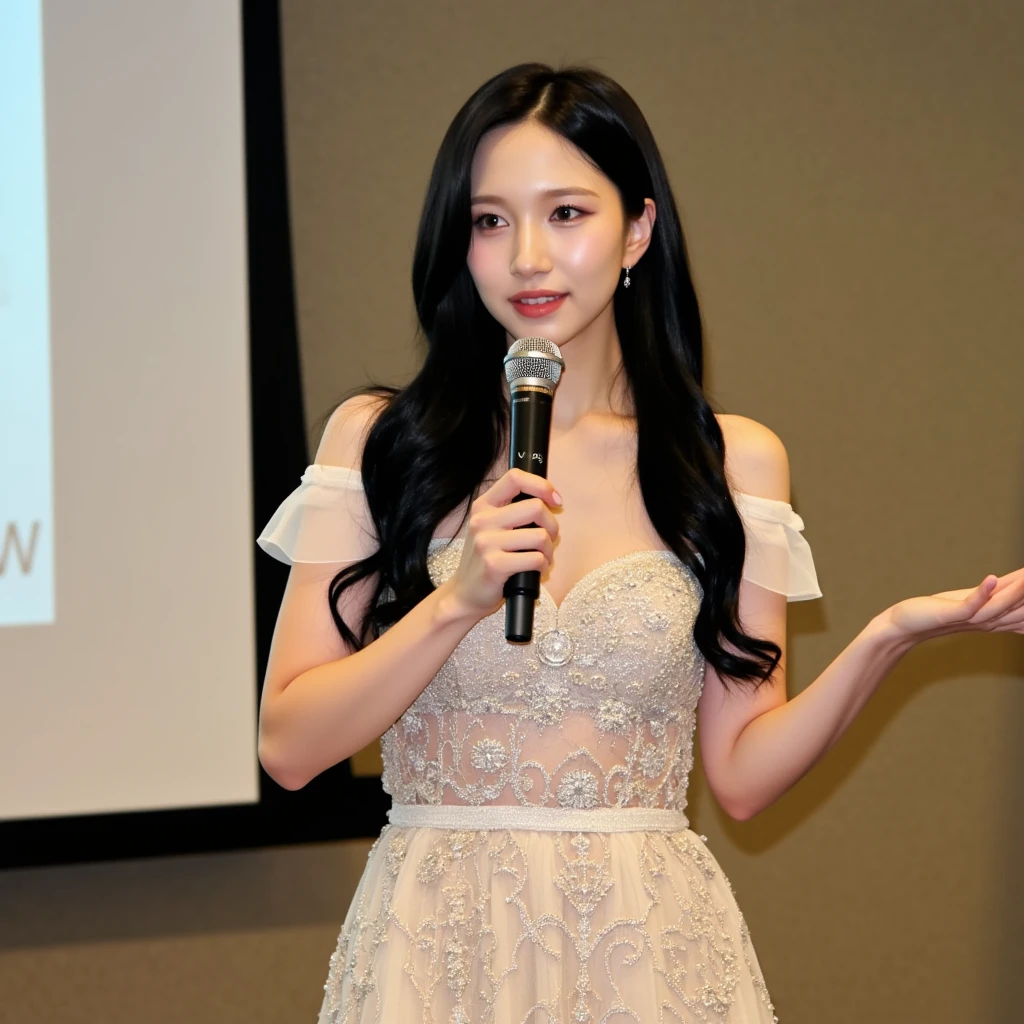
top-left (552, 490), bottom-right (563, 505)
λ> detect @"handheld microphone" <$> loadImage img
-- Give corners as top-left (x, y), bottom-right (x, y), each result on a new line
top-left (502, 337), bottom-right (565, 643)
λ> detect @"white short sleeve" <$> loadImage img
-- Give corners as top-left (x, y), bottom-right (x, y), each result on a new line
top-left (732, 491), bottom-right (823, 601)
top-left (256, 464), bottom-right (378, 565)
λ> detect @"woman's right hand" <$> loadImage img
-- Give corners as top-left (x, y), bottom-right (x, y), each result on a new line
top-left (443, 468), bottom-right (562, 620)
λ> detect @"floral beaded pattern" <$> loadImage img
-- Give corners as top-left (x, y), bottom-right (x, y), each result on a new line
top-left (320, 825), bottom-right (778, 1024)
top-left (380, 539), bottom-right (707, 814)
top-left (319, 540), bottom-right (780, 1024)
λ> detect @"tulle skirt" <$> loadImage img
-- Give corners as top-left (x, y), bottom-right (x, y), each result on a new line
top-left (318, 805), bottom-right (778, 1023)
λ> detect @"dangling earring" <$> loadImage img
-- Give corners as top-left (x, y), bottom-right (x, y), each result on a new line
top-left (623, 265), bottom-right (632, 289)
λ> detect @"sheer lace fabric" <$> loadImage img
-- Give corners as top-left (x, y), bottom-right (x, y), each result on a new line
top-left (323, 824), bottom-right (778, 1023)
top-left (255, 465), bottom-right (823, 1022)
top-left (731, 492), bottom-right (820, 601)
top-left (257, 464), bottom-right (377, 565)
top-left (381, 541), bottom-right (705, 814)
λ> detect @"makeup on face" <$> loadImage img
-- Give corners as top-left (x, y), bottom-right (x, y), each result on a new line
top-left (467, 120), bottom-right (627, 345)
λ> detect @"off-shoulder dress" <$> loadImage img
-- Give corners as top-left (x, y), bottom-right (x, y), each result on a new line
top-left (258, 464), bottom-right (822, 1024)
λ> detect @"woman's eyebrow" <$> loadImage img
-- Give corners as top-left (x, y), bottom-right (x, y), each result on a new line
top-left (470, 186), bottom-right (600, 204)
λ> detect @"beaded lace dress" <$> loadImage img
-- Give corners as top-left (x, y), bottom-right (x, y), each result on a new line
top-left (258, 464), bottom-right (822, 1024)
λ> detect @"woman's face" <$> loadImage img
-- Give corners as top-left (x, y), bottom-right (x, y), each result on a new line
top-left (467, 119), bottom-right (648, 349)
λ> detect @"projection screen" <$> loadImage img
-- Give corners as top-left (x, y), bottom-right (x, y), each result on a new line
top-left (0, 0), bottom-right (259, 823)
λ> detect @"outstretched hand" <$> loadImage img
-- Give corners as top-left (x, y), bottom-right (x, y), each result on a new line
top-left (888, 567), bottom-right (1024, 642)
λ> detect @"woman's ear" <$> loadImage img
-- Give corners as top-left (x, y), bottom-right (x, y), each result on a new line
top-left (624, 198), bottom-right (656, 268)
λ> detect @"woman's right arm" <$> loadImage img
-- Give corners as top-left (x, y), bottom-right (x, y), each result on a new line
top-left (258, 554), bottom-right (482, 791)
top-left (257, 395), bottom-right (560, 791)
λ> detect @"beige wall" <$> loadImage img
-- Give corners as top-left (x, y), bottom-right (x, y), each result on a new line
top-left (3, 2), bottom-right (1022, 1021)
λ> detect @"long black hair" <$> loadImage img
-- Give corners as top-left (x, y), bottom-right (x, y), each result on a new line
top-left (327, 62), bottom-right (781, 690)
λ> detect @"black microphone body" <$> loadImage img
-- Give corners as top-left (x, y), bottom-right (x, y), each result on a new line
top-left (501, 337), bottom-right (563, 643)
top-left (503, 388), bottom-right (553, 642)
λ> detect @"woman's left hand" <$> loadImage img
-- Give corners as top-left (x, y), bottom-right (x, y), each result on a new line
top-left (887, 567), bottom-right (1024, 642)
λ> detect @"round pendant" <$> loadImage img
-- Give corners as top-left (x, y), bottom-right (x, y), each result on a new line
top-left (537, 628), bottom-right (574, 667)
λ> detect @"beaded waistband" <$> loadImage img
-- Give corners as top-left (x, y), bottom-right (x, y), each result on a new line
top-left (386, 803), bottom-right (689, 833)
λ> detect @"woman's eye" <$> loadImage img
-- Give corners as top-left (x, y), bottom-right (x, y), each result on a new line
top-left (473, 213), bottom-right (503, 230)
top-left (553, 205), bottom-right (584, 222)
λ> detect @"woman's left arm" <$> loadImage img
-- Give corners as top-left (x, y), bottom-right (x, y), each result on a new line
top-left (698, 416), bottom-right (1024, 821)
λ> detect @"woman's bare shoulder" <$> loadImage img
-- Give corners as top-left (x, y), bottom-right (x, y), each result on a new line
top-left (714, 413), bottom-right (790, 501)
top-left (314, 392), bottom-right (391, 470)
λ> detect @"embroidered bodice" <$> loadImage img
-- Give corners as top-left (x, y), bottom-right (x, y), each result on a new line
top-left (381, 540), bottom-right (706, 814)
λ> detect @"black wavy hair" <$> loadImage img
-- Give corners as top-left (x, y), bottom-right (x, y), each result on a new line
top-left (326, 62), bottom-right (781, 690)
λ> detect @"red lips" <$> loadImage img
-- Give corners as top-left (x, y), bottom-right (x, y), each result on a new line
top-left (510, 292), bottom-right (567, 318)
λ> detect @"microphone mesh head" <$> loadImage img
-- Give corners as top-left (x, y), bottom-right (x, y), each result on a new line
top-left (504, 337), bottom-right (564, 389)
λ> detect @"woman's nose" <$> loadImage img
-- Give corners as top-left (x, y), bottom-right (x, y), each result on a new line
top-left (509, 221), bottom-right (551, 277)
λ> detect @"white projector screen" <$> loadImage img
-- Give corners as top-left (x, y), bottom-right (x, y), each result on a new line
top-left (0, 0), bottom-right (258, 820)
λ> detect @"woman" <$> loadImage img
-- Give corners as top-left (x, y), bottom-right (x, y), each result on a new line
top-left (256, 63), bottom-right (1024, 1023)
